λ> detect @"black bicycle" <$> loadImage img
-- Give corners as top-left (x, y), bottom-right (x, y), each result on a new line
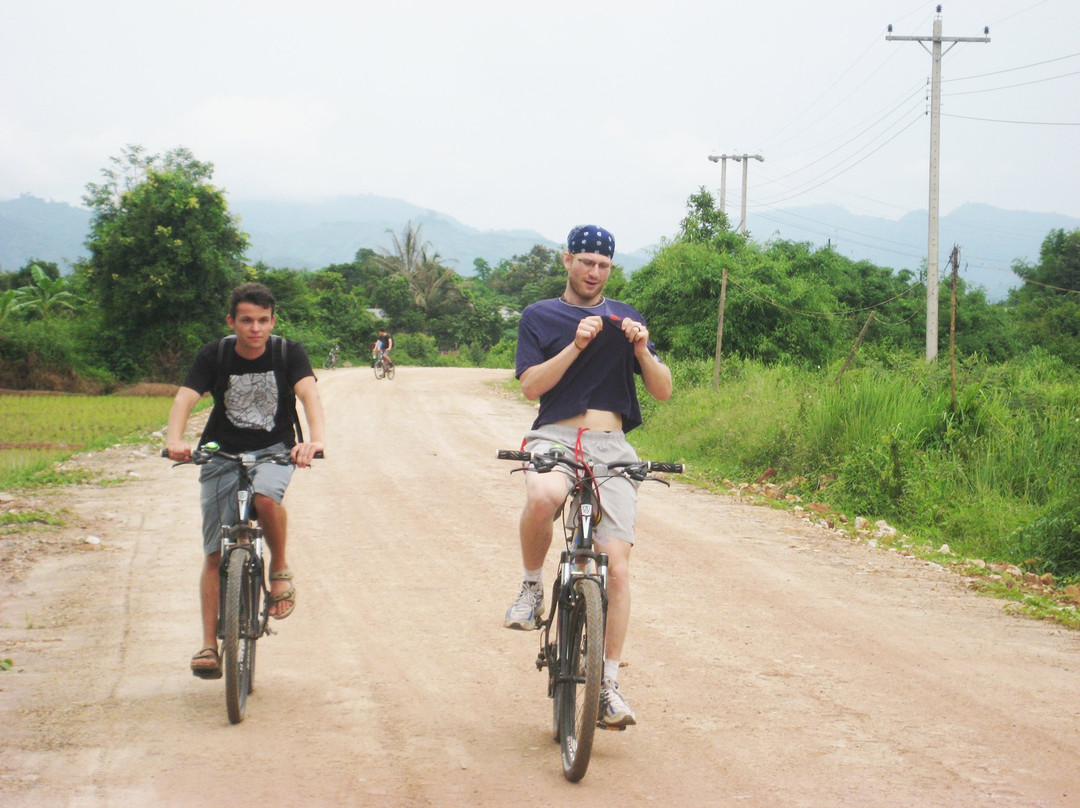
top-left (498, 448), bottom-right (683, 782)
top-left (323, 345), bottom-right (340, 370)
top-left (164, 443), bottom-right (317, 723)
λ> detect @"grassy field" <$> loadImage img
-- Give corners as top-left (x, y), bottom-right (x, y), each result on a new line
top-left (632, 352), bottom-right (1080, 582)
top-left (0, 393), bottom-right (177, 489)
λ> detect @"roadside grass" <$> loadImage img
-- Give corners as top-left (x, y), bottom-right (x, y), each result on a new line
top-left (631, 352), bottom-right (1080, 628)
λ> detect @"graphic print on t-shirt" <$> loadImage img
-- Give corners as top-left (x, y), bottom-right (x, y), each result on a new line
top-left (224, 371), bottom-right (278, 431)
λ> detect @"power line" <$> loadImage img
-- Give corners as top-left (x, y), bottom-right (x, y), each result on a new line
top-left (754, 114), bottom-right (925, 208)
top-left (943, 50), bottom-right (1080, 81)
top-left (945, 68), bottom-right (1080, 95)
top-left (942, 113), bottom-right (1080, 125)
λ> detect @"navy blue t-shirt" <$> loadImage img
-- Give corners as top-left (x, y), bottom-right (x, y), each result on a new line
top-left (515, 297), bottom-right (661, 432)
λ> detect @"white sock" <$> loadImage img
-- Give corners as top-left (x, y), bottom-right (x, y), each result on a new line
top-left (604, 658), bottom-right (620, 683)
top-left (523, 568), bottom-right (543, 586)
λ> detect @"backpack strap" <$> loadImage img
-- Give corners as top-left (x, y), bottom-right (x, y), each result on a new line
top-left (270, 335), bottom-right (304, 445)
top-left (213, 335), bottom-right (238, 402)
top-left (198, 336), bottom-right (237, 448)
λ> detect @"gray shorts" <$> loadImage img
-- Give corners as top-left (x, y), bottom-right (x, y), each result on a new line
top-left (523, 424), bottom-right (640, 545)
top-left (198, 443), bottom-right (294, 555)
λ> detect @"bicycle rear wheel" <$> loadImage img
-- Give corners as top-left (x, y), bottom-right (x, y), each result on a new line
top-left (223, 549), bottom-right (257, 724)
top-left (558, 577), bottom-right (604, 782)
top-left (373, 361), bottom-right (385, 379)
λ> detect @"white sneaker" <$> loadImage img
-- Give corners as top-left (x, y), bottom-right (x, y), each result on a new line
top-left (599, 678), bottom-right (636, 728)
top-left (504, 581), bottom-right (543, 630)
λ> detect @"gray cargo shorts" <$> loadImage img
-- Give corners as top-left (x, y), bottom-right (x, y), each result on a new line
top-left (198, 443), bottom-right (294, 555)
top-left (522, 424), bottom-right (640, 545)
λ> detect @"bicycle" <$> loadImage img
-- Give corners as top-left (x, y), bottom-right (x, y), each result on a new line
top-left (497, 447), bottom-right (683, 782)
top-left (373, 351), bottom-right (395, 380)
top-left (163, 442), bottom-right (319, 724)
top-left (323, 346), bottom-right (339, 370)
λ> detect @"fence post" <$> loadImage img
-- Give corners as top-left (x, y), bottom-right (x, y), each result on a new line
top-left (712, 266), bottom-right (728, 392)
top-left (834, 311), bottom-right (876, 384)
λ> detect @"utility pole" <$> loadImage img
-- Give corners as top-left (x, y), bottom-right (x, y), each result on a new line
top-left (887, 5), bottom-right (989, 361)
top-left (707, 154), bottom-right (730, 214)
top-left (733, 154), bottom-right (764, 235)
top-left (709, 153), bottom-right (763, 234)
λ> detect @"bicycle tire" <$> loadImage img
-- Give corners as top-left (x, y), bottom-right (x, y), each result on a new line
top-left (223, 549), bottom-right (253, 724)
top-left (385, 362), bottom-right (395, 380)
top-left (373, 361), bottom-right (385, 379)
top-left (558, 577), bottom-right (603, 782)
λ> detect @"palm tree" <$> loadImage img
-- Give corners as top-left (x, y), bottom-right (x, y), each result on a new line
top-left (377, 222), bottom-right (457, 314)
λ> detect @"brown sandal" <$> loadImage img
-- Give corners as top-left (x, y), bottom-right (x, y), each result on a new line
top-left (191, 646), bottom-right (222, 679)
top-left (268, 569), bottom-right (296, 620)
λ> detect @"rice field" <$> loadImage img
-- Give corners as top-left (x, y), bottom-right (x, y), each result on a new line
top-left (0, 394), bottom-right (173, 489)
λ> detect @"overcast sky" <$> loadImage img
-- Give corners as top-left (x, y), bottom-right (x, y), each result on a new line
top-left (1, 0), bottom-right (1076, 252)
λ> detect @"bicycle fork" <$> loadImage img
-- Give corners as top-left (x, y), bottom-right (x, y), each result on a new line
top-left (217, 487), bottom-right (268, 639)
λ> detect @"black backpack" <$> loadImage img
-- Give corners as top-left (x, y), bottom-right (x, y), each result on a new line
top-left (204, 334), bottom-right (304, 445)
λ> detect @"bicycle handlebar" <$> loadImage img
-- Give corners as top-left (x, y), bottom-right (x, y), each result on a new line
top-left (497, 448), bottom-right (683, 477)
top-left (161, 446), bottom-right (323, 465)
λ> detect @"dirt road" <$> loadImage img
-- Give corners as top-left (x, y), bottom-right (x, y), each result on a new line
top-left (2, 367), bottom-right (1078, 807)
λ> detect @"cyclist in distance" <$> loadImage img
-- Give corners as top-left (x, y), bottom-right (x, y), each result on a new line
top-left (504, 224), bottom-right (672, 728)
top-left (371, 327), bottom-right (393, 368)
top-left (165, 282), bottom-right (326, 680)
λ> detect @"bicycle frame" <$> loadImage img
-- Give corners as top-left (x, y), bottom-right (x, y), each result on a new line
top-left (542, 460), bottom-right (609, 662)
top-left (217, 454), bottom-right (270, 640)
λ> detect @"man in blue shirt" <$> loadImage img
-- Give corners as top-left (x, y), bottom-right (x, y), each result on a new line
top-left (505, 225), bottom-right (672, 728)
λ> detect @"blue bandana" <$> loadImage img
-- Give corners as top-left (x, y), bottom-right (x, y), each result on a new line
top-left (566, 225), bottom-right (615, 258)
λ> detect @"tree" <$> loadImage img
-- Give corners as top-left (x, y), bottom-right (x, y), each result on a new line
top-left (13, 264), bottom-right (80, 318)
top-left (678, 186), bottom-right (730, 244)
top-left (487, 245), bottom-right (565, 308)
top-left (1008, 229), bottom-right (1080, 366)
top-left (376, 222), bottom-right (458, 314)
top-left (81, 145), bottom-right (247, 379)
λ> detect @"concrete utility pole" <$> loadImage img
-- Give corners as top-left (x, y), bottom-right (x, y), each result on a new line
top-left (887, 5), bottom-right (989, 360)
top-left (706, 154), bottom-right (730, 214)
top-left (708, 153), bottom-right (763, 234)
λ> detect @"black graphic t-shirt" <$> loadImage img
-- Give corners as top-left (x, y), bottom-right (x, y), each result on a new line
top-left (182, 338), bottom-right (314, 452)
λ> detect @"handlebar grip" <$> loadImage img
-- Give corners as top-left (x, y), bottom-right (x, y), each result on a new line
top-left (498, 449), bottom-right (531, 461)
top-left (647, 462), bottom-right (684, 474)
top-left (160, 449), bottom-right (169, 458)
top-left (314, 450), bottom-right (324, 460)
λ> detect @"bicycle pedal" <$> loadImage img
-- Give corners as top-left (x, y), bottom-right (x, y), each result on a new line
top-left (596, 722), bottom-right (628, 732)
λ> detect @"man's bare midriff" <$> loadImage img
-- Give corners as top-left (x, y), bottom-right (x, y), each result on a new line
top-left (552, 409), bottom-right (624, 432)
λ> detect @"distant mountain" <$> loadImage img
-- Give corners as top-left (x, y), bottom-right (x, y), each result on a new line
top-left (2, 193), bottom-right (1076, 301)
top-left (747, 203), bottom-right (1080, 301)
top-left (0, 194), bottom-right (92, 271)
top-left (232, 195), bottom-right (572, 272)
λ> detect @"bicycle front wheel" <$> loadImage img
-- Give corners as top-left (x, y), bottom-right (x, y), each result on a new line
top-left (223, 550), bottom-right (256, 724)
top-left (558, 577), bottom-right (604, 782)
top-left (385, 362), bottom-right (395, 380)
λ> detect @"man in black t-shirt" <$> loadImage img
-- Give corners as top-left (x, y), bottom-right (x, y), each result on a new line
top-left (166, 282), bottom-right (326, 680)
